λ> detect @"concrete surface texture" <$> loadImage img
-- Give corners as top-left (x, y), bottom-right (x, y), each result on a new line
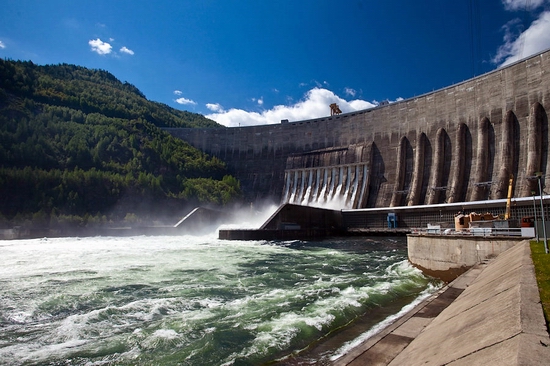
top-left (333, 266), bottom-right (480, 366)
top-left (395, 241), bottom-right (550, 365)
top-left (407, 235), bottom-right (521, 281)
top-left (334, 241), bottom-right (550, 365)
top-left (167, 50), bottom-right (550, 207)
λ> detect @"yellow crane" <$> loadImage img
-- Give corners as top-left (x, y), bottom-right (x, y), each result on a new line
top-left (505, 174), bottom-right (514, 220)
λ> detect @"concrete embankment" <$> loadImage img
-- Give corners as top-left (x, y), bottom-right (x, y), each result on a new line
top-left (335, 240), bottom-right (550, 365)
top-left (407, 234), bottom-right (521, 281)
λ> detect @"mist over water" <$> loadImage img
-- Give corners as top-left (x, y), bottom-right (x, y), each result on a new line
top-left (0, 234), bottom-right (439, 365)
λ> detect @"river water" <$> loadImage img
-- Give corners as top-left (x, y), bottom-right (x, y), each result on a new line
top-left (0, 234), bottom-right (440, 365)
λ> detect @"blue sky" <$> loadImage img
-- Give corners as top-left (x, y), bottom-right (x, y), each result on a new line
top-left (1, 0), bottom-right (550, 127)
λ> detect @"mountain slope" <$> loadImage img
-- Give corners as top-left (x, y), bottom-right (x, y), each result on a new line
top-left (0, 59), bottom-right (240, 226)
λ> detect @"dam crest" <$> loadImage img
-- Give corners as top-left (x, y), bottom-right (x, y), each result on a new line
top-left (167, 49), bottom-right (550, 209)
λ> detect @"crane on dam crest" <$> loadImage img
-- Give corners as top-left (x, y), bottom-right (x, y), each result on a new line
top-left (329, 103), bottom-right (342, 116)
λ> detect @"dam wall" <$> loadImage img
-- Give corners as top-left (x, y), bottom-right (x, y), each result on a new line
top-left (166, 49), bottom-right (550, 207)
top-left (407, 234), bottom-right (521, 281)
top-left (282, 145), bottom-right (371, 209)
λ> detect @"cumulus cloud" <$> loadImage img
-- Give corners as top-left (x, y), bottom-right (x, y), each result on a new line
top-left (175, 97), bottom-right (197, 105)
top-left (206, 87), bottom-right (377, 127)
top-left (173, 90), bottom-right (183, 95)
top-left (206, 103), bottom-right (224, 112)
top-left (494, 10), bottom-right (550, 66)
top-left (502, 0), bottom-right (546, 11)
top-left (89, 38), bottom-right (112, 55)
top-left (120, 46), bottom-right (134, 55)
top-left (0, 40), bottom-right (5, 49)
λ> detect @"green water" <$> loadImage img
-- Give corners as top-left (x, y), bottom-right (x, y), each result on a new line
top-left (0, 235), bottom-right (439, 365)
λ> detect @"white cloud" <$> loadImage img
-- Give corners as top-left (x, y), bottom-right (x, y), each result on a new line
top-left (494, 10), bottom-right (550, 66)
top-left (89, 38), bottom-right (112, 55)
top-left (206, 103), bottom-right (224, 112)
top-left (251, 97), bottom-right (264, 105)
top-left (174, 90), bottom-right (183, 95)
top-left (120, 46), bottom-right (134, 55)
top-left (175, 97), bottom-right (197, 105)
top-left (0, 40), bottom-right (5, 49)
top-left (344, 87), bottom-right (356, 97)
top-left (502, 0), bottom-right (546, 11)
top-left (206, 87), bottom-right (377, 127)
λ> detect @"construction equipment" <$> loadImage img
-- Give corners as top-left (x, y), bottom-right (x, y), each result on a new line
top-left (505, 174), bottom-right (514, 220)
top-left (330, 103), bottom-right (342, 116)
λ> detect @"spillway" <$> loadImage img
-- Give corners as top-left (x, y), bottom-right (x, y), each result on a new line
top-left (167, 50), bottom-right (550, 208)
top-left (281, 145), bottom-right (371, 209)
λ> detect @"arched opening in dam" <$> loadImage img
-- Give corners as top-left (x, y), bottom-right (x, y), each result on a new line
top-left (277, 99), bottom-right (549, 211)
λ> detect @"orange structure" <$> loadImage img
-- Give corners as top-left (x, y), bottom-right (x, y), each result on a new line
top-left (330, 103), bottom-right (342, 116)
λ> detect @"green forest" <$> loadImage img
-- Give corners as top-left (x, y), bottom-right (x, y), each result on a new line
top-left (0, 59), bottom-right (241, 229)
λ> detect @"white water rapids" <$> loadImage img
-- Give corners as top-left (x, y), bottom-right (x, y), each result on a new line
top-left (0, 234), bottom-right (440, 365)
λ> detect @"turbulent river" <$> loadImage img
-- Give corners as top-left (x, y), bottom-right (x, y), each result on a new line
top-left (0, 234), bottom-right (440, 365)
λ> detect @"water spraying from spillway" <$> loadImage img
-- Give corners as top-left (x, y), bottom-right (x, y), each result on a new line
top-left (281, 145), bottom-right (371, 210)
top-left (282, 163), bottom-right (369, 210)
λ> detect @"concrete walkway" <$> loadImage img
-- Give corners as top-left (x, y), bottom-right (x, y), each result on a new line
top-left (334, 241), bottom-right (550, 365)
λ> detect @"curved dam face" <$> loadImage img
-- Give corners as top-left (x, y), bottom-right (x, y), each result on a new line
top-left (167, 50), bottom-right (550, 208)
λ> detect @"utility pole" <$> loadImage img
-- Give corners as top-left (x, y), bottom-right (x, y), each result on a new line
top-left (536, 172), bottom-right (548, 254)
top-left (532, 190), bottom-right (539, 242)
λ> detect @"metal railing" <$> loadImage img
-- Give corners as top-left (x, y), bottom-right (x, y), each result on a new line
top-left (411, 227), bottom-right (528, 237)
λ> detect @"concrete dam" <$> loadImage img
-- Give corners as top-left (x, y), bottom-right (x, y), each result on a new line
top-left (167, 49), bottom-right (550, 208)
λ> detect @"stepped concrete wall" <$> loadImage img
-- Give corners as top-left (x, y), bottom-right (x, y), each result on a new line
top-left (167, 50), bottom-right (550, 207)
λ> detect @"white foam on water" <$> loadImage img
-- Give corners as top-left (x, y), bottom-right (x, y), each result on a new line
top-left (0, 330), bottom-right (89, 366)
top-left (0, 235), bottom-right (437, 365)
top-left (152, 328), bottom-right (178, 339)
top-left (140, 328), bottom-right (182, 350)
top-left (0, 236), bottom-right (262, 363)
top-left (230, 311), bottom-right (305, 362)
top-left (330, 280), bottom-right (441, 361)
top-left (223, 264), bottom-right (411, 363)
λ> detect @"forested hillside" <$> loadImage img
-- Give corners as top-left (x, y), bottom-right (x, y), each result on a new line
top-left (0, 59), bottom-right (240, 228)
